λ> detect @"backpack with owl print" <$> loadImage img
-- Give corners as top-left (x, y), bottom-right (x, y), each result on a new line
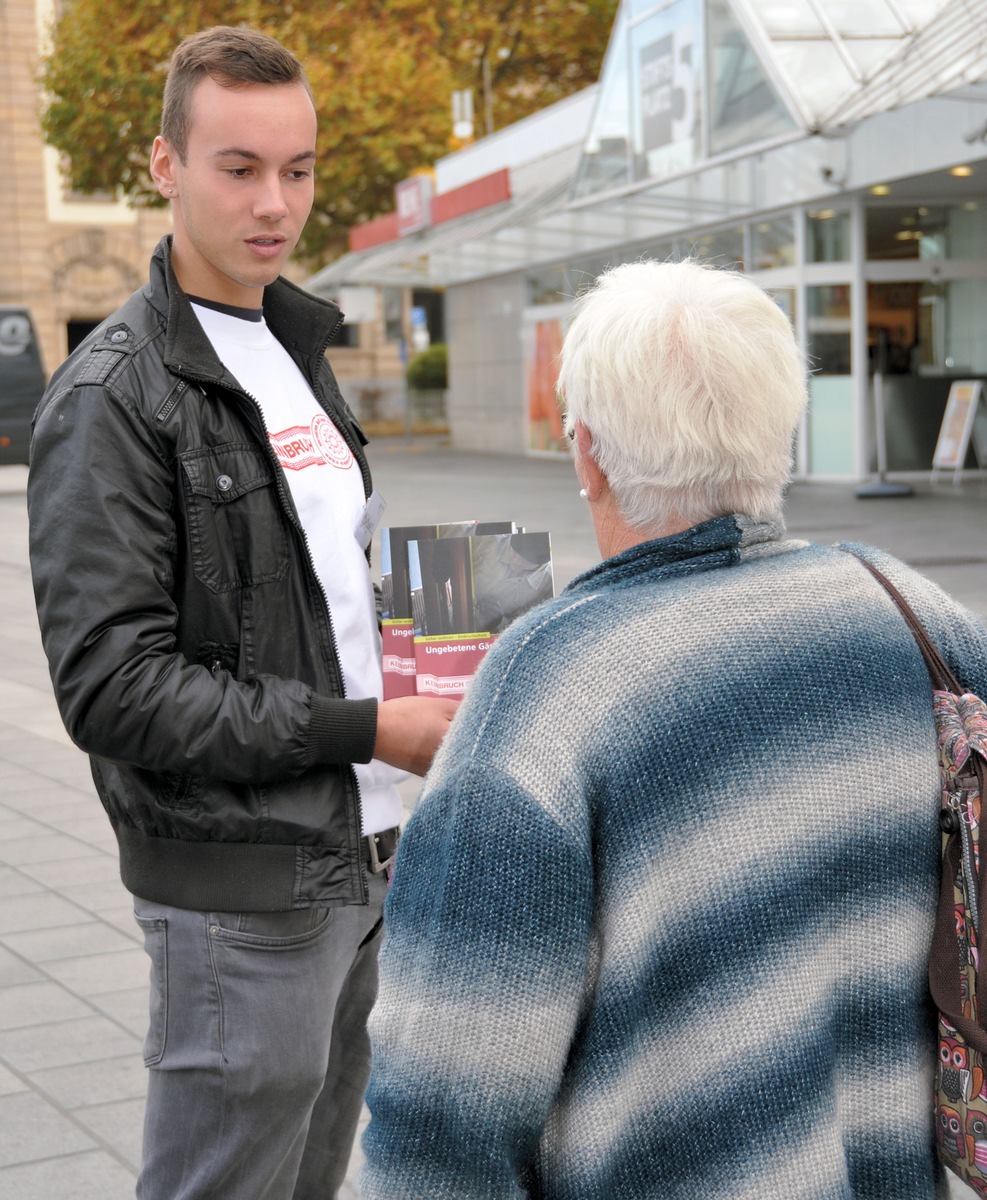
top-left (850, 553), bottom-right (987, 1190)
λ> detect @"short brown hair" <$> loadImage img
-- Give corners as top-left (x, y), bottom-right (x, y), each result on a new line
top-left (161, 26), bottom-right (312, 163)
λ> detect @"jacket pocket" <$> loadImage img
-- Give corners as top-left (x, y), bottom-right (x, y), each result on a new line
top-left (180, 444), bottom-right (289, 593)
top-left (155, 770), bottom-right (205, 812)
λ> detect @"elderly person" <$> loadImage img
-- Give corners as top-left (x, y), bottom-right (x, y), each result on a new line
top-left (360, 260), bottom-right (987, 1199)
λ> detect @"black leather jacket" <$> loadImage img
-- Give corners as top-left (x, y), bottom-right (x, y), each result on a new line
top-left (29, 237), bottom-right (379, 911)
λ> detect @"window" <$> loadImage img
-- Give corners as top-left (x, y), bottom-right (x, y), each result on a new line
top-left (865, 203), bottom-right (987, 262)
top-left (686, 225), bottom-right (744, 267)
top-left (806, 208), bottom-right (851, 263)
top-left (750, 216), bottom-right (795, 269)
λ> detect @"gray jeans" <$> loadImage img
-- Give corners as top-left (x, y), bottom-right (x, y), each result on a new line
top-left (133, 868), bottom-right (387, 1200)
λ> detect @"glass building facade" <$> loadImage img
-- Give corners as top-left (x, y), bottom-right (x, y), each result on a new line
top-left (308, 0), bottom-right (987, 477)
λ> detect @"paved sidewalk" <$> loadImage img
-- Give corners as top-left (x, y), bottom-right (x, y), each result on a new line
top-left (0, 444), bottom-right (985, 1198)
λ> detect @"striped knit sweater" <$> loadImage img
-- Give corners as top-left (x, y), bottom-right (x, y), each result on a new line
top-left (363, 514), bottom-right (987, 1200)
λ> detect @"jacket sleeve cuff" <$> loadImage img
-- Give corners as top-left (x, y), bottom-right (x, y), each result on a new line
top-left (308, 695), bottom-right (378, 765)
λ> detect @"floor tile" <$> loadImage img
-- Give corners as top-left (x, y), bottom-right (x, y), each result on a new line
top-left (0, 982), bottom-right (93, 1031)
top-left (0, 1062), bottom-right (28, 1097)
top-left (60, 879), bottom-right (132, 914)
top-left (0, 866), bottom-right (43, 898)
top-left (0, 834), bottom-right (98, 867)
top-left (100, 907), bottom-right (141, 938)
top-left (0, 1091), bottom-right (95, 1167)
top-left (18, 855), bottom-right (119, 890)
top-left (0, 1148), bottom-right (136, 1198)
top-left (29, 1053), bottom-right (146, 1110)
top-left (44, 950), bottom-right (147, 998)
top-left (0, 945), bottom-right (44, 988)
top-left (0, 814), bottom-right (48, 841)
top-left (89, 988), bottom-right (149, 1038)
top-left (1, 921), bottom-right (139, 964)
top-left (0, 1015), bottom-right (140, 1073)
top-left (73, 1096), bottom-right (144, 1169)
top-left (0, 892), bottom-right (92, 935)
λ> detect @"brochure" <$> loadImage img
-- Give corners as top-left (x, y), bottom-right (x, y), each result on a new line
top-left (409, 530), bottom-right (554, 699)
top-left (380, 521), bottom-right (514, 699)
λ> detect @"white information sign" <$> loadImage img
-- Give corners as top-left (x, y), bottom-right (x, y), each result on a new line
top-left (932, 380), bottom-right (987, 478)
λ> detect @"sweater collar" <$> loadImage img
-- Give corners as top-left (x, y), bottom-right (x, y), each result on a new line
top-left (567, 513), bottom-right (786, 592)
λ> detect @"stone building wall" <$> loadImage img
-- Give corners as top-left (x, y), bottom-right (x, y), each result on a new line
top-left (2, 0), bottom-right (392, 402)
top-left (1, 0), bottom-right (171, 379)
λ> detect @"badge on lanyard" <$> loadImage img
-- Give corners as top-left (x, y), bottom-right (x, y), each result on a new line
top-left (356, 490), bottom-right (387, 550)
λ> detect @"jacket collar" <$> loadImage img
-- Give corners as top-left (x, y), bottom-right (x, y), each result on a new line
top-left (148, 236), bottom-right (343, 386)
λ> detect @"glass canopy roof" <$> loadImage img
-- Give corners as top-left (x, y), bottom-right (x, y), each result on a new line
top-left (307, 0), bottom-right (987, 293)
top-left (573, 0), bottom-right (984, 201)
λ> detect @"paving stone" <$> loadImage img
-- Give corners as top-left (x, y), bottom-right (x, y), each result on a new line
top-left (0, 982), bottom-right (93, 1031)
top-left (0, 1062), bottom-right (28, 1097)
top-left (55, 816), bottom-right (118, 851)
top-left (0, 944), bottom-right (43, 987)
top-left (44, 950), bottom-right (148, 998)
top-left (0, 813), bottom-right (48, 841)
top-left (0, 740), bottom-right (84, 774)
top-left (0, 1015), bottom-right (140, 1073)
top-left (16, 759), bottom-right (94, 792)
top-left (60, 879), bottom-right (132, 914)
top-left (73, 1096), bottom-right (144, 1169)
top-left (0, 892), bottom-right (92, 935)
top-left (1, 785), bottom-right (95, 814)
top-left (99, 906), bottom-right (141, 939)
top-left (0, 833), bottom-right (98, 867)
top-left (29, 1053), bottom-right (145, 1110)
top-left (0, 762), bottom-right (41, 783)
top-left (0, 866), bottom-right (43, 898)
top-left (0, 1148), bottom-right (136, 1199)
top-left (89, 988), bottom-right (149, 1039)
top-left (29, 801), bottom-right (105, 827)
top-left (1, 921), bottom-right (139, 964)
top-left (1, 766), bottom-right (93, 798)
top-left (0, 1091), bottom-right (95, 1167)
top-left (18, 854), bottom-right (119, 890)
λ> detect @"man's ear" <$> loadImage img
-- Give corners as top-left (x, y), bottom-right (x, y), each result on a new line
top-left (149, 136), bottom-right (177, 199)
top-left (574, 421), bottom-right (609, 502)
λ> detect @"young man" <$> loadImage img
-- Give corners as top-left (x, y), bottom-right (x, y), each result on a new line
top-left (28, 26), bottom-right (457, 1200)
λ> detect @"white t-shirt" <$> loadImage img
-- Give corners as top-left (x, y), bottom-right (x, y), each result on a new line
top-left (192, 301), bottom-right (403, 835)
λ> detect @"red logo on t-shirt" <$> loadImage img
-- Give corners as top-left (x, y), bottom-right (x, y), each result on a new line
top-left (269, 414), bottom-right (354, 471)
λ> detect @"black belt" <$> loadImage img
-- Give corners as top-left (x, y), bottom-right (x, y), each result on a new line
top-left (366, 826), bottom-right (400, 874)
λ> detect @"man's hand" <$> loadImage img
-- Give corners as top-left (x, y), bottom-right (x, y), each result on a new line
top-left (374, 697), bottom-right (459, 776)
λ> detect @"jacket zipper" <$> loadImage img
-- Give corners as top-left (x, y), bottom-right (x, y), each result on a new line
top-left (172, 333), bottom-right (370, 902)
top-left (247, 376), bottom-right (370, 904)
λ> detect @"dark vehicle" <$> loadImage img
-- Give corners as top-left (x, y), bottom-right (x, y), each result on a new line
top-left (0, 307), bottom-right (46, 466)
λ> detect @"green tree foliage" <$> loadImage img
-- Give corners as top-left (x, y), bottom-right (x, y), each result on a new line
top-left (40, 0), bottom-right (617, 262)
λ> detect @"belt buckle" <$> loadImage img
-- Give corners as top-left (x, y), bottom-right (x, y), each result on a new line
top-left (368, 827), bottom-right (398, 874)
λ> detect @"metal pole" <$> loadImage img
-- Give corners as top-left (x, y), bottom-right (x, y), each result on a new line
top-left (855, 347), bottom-right (913, 497)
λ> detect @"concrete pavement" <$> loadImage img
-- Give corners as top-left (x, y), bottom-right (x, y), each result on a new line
top-left (0, 443), bottom-right (985, 1197)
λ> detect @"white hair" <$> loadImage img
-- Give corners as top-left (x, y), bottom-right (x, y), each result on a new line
top-left (557, 259), bottom-right (808, 534)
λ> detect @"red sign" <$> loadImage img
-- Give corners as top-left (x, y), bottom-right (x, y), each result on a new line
top-left (396, 175), bottom-right (433, 236)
